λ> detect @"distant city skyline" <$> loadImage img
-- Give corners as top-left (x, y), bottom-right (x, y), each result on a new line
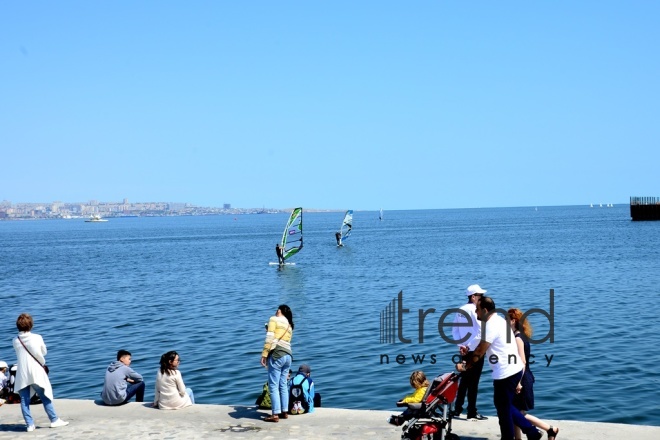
top-left (2, 2), bottom-right (658, 210)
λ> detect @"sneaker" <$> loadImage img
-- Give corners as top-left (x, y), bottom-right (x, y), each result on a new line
top-left (0, 398), bottom-right (6, 406)
top-left (50, 419), bottom-right (69, 428)
top-left (27, 425), bottom-right (35, 432)
top-left (467, 413), bottom-right (488, 421)
top-left (450, 409), bottom-right (462, 417)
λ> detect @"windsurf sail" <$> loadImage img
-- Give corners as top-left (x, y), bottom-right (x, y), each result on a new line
top-left (340, 210), bottom-right (353, 241)
top-left (281, 207), bottom-right (303, 260)
top-left (379, 208), bottom-right (383, 221)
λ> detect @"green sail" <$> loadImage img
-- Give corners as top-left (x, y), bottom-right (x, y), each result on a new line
top-left (281, 207), bottom-right (303, 260)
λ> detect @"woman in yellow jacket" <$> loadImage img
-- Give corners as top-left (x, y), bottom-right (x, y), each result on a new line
top-left (260, 304), bottom-right (294, 423)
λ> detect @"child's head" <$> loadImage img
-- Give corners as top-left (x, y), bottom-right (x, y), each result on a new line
top-left (409, 370), bottom-right (429, 389)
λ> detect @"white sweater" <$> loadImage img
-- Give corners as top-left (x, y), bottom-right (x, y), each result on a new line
top-left (13, 332), bottom-right (53, 400)
top-left (154, 369), bottom-right (193, 410)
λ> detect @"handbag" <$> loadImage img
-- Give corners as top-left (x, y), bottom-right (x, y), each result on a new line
top-left (268, 324), bottom-right (290, 353)
top-left (17, 336), bottom-right (49, 374)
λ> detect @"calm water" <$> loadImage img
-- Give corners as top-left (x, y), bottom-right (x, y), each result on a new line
top-left (2, 206), bottom-right (659, 426)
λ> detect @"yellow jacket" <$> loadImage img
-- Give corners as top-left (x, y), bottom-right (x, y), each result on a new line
top-left (262, 315), bottom-right (293, 358)
top-left (400, 386), bottom-right (427, 403)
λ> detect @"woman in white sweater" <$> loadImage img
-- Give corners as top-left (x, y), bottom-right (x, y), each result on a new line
top-left (153, 351), bottom-right (193, 410)
top-left (13, 313), bottom-right (69, 431)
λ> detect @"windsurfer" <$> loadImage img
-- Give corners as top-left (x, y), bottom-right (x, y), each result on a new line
top-left (276, 244), bottom-right (285, 265)
top-left (335, 231), bottom-right (342, 246)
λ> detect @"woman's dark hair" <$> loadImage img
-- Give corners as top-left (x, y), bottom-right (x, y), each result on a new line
top-left (159, 351), bottom-right (179, 375)
top-left (16, 313), bottom-right (34, 332)
top-left (278, 304), bottom-right (294, 330)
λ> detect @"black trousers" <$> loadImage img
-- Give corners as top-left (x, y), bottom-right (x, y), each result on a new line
top-left (454, 351), bottom-right (484, 416)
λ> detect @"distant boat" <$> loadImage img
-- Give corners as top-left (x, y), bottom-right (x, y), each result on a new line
top-left (85, 214), bottom-right (108, 222)
top-left (590, 203), bottom-right (593, 208)
top-left (379, 208), bottom-right (383, 221)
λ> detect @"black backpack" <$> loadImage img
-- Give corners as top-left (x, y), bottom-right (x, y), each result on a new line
top-left (288, 372), bottom-right (312, 414)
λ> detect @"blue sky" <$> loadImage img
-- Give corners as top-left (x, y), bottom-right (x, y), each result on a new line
top-left (2, 1), bottom-right (658, 210)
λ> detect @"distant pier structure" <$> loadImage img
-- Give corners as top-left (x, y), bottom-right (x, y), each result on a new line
top-left (630, 196), bottom-right (660, 221)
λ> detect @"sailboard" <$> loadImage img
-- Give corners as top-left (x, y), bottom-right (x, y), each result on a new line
top-left (338, 209), bottom-right (353, 246)
top-left (271, 207), bottom-right (303, 265)
top-left (379, 208), bottom-right (383, 221)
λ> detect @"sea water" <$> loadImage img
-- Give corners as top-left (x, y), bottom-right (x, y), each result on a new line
top-left (1, 205), bottom-right (659, 426)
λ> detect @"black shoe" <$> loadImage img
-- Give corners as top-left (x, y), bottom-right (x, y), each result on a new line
top-left (387, 415), bottom-right (403, 426)
top-left (466, 413), bottom-right (488, 421)
top-left (527, 429), bottom-right (543, 440)
top-left (450, 408), bottom-right (462, 417)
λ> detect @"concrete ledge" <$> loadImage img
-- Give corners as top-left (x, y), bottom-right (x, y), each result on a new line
top-left (1, 399), bottom-right (658, 439)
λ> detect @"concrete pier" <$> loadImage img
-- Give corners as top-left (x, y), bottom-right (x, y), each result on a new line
top-left (1, 399), bottom-right (659, 439)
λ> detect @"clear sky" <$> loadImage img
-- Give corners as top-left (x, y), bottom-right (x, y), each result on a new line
top-left (2, 1), bottom-right (659, 210)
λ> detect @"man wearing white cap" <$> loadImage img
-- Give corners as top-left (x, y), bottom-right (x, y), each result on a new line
top-left (450, 284), bottom-right (488, 420)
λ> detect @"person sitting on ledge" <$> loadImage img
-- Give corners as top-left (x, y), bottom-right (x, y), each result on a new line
top-left (153, 351), bottom-right (193, 410)
top-left (101, 349), bottom-right (145, 406)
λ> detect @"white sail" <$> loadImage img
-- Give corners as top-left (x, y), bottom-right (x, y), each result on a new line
top-left (340, 210), bottom-right (353, 241)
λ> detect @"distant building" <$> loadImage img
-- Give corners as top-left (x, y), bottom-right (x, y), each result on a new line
top-left (223, 203), bottom-right (231, 209)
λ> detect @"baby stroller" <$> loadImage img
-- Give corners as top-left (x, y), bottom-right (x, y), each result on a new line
top-left (397, 372), bottom-right (461, 440)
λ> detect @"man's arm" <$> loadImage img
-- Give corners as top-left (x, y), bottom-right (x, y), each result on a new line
top-left (456, 339), bottom-right (490, 372)
top-left (125, 367), bottom-right (143, 383)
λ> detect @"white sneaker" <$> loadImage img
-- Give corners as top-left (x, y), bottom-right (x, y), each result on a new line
top-left (27, 425), bottom-right (35, 432)
top-left (50, 419), bottom-right (69, 428)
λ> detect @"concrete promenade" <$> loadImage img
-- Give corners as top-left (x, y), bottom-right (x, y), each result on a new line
top-left (1, 399), bottom-right (659, 439)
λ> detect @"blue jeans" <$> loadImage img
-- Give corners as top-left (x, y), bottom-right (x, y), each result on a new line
top-left (19, 385), bottom-right (58, 427)
top-left (186, 388), bottom-right (195, 404)
top-left (267, 354), bottom-right (292, 415)
top-left (124, 381), bottom-right (145, 403)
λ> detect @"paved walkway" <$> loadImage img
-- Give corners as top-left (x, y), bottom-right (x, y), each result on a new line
top-left (1, 399), bottom-right (659, 439)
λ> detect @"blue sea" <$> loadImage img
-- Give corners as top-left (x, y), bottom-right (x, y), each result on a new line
top-left (2, 205), bottom-right (659, 426)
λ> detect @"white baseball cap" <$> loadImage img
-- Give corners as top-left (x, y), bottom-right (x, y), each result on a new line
top-left (466, 284), bottom-right (487, 296)
top-left (0, 361), bottom-right (8, 369)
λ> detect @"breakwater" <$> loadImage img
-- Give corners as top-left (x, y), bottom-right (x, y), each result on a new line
top-left (630, 196), bottom-right (660, 220)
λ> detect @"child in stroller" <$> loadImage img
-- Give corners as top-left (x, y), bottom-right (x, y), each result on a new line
top-left (389, 371), bottom-right (461, 440)
top-left (388, 370), bottom-right (430, 426)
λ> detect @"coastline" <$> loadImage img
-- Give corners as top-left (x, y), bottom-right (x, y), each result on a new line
top-left (1, 399), bottom-right (658, 439)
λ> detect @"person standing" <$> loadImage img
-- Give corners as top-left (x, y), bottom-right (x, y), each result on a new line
top-left (451, 284), bottom-right (488, 420)
top-left (275, 243), bottom-right (285, 265)
top-left (456, 297), bottom-right (542, 440)
top-left (101, 349), bottom-right (145, 405)
top-left (508, 308), bottom-right (560, 440)
top-left (12, 313), bottom-right (69, 432)
top-left (335, 231), bottom-right (342, 246)
top-left (260, 304), bottom-right (294, 422)
top-left (153, 351), bottom-right (194, 410)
